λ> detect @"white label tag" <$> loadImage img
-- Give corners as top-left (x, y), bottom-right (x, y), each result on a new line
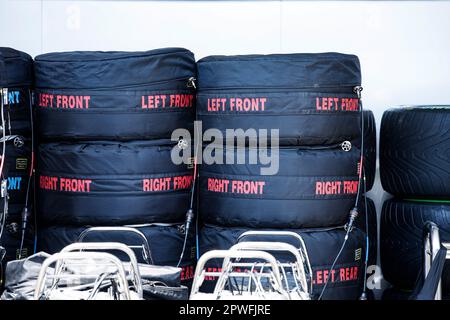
top-left (355, 248), bottom-right (362, 261)
top-left (2, 88), bottom-right (8, 105)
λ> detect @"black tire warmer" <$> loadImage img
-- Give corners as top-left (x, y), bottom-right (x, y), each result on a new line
top-left (200, 144), bottom-right (361, 229)
top-left (37, 223), bottom-right (196, 286)
top-left (197, 53), bottom-right (362, 147)
top-left (34, 48), bottom-right (196, 141)
top-left (37, 140), bottom-right (194, 226)
top-left (198, 224), bottom-right (367, 300)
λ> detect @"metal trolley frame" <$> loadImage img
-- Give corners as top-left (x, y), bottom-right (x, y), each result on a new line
top-left (190, 231), bottom-right (312, 300)
top-left (34, 249), bottom-right (139, 300)
top-left (77, 226), bottom-right (154, 264)
top-left (423, 221), bottom-right (450, 300)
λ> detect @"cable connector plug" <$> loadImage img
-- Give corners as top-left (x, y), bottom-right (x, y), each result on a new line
top-left (1, 88), bottom-right (8, 105)
top-left (345, 207), bottom-right (359, 232)
top-left (21, 207), bottom-right (29, 232)
top-left (1, 179), bottom-right (7, 198)
top-left (0, 246), bottom-right (6, 263)
top-left (185, 208), bottom-right (194, 234)
top-left (176, 208), bottom-right (195, 268)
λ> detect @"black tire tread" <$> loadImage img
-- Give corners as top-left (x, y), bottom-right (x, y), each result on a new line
top-left (380, 107), bottom-right (450, 197)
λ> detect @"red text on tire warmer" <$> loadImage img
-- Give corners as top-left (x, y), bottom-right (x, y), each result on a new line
top-left (181, 265), bottom-right (195, 281)
top-left (143, 175), bottom-right (193, 192)
top-left (315, 180), bottom-right (359, 195)
top-left (38, 93), bottom-right (91, 109)
top-left (205, 96), bottom-right (359, 112)
top-left (316, 97), bottom-right (359, 111)
top-left (141, 94), bottom-right (194, 109)
top-left (37, 93), bottom-right (194, 110)
top-left (40, 176), bottom-right (92, 192)
top-left (203, 266), bottom-right (359, 284)
top-left (206, 178), bottom-right (359, 196)
top-left (207, 178), bottom-right (265, 195)
top-left (39, 175), bottom-right (194, 193)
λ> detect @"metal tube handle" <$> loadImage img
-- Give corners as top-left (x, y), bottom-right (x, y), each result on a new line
top-left (423, 221), bottom-right (442, 300)
top-left (191, 249), bottom-right (285, 298)
top-left (60, 242), bottom-right (143, 297)
top-left (237, 230), bottom-right (313, 291)
top-left (34, 252), bottom-right (132, 300)
top-left (77, 226), bottom-right (153, 264)
top-left (229, 241), bottom-right (308, 293)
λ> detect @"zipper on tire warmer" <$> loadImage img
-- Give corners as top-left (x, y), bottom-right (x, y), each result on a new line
top-left (36, 76), bottom-right (197, 92)
top-left (198, 84), bottom-right (360, 95)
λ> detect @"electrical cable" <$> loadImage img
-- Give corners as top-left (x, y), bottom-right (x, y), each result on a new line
top-left (176, 78), bottom-right (201, 266)
top-left (18, 89), bottom-right (34, 258)
top-left (195, 181), bottom-right (200, 260)
top-left (0, 92), bottom-right (6, 177)
top-left (176, 156), bottom-right (197, 267)
top-left (354, 100), bottom-right (364, 208)
top-left (360, 168), bottom-right (370, 300)
top-left (175, 77), bottom-right (199, 267)
top-left (318, 86), bottom-right (364, 300)
top-left (195, 121), bottom-right (201, 261)
top-left (176, 127), bottom-right (200, 267)
top-left (0, 89), bottom-right (8, 243)
top-left (318, 227), bottom-right (351, 300)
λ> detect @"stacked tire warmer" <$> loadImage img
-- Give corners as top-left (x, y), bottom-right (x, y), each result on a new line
top-left (196, 53), bottom-right (377, 299)
top-left (380, 106), bottom-right (450, 299)
top-left (34, 48), bottom-right (197, 284)
top-left (0, 48), bottom-right (35, 286)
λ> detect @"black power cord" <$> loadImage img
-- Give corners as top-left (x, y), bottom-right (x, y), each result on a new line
top-left (176, 135), bottom-right (200, 268)
top-left (176, 78), bottom-right (199, 268)
top-left (176, 155), bottom-right (197, 268)
top-left (359, 168), bottom-right (370, 300)
top-left (18, 89), bottom-right (35, 259)
top-left (0, 88), bottom-right (8, 245)
top-left (318, 86), bottom-right (365, 300)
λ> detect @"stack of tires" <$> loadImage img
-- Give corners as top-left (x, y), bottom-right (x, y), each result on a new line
top-left (0, 48), bottom-right (35, 286)
top-left (380, 106), bottom-right (450, 299)
top-left (34, 48), bottom-right (198, 285)
top-left (196, 53), bottom-right (377, 299)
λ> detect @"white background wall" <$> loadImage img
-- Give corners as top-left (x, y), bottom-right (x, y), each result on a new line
top-left (2, 0), bottom-right (450, 289)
